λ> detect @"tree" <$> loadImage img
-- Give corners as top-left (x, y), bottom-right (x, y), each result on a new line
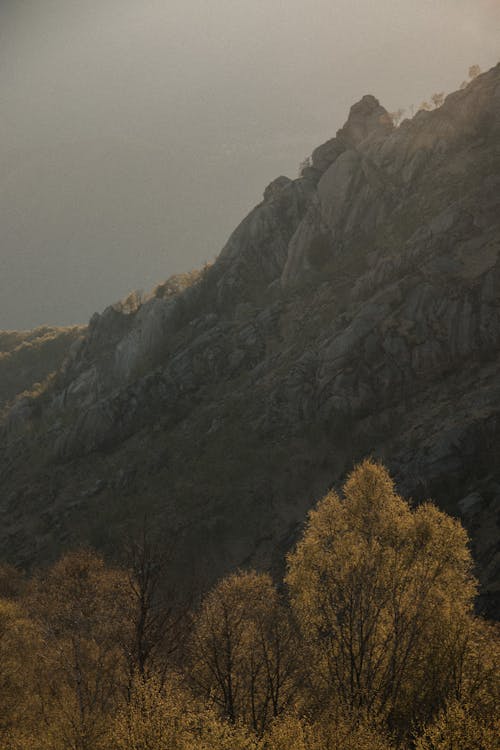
top-left (262, 712), bottom-right (395, 750)
top-left (414, 699), bottom-right (499, 750)
top-left (286, 460), bottom-right (476, 736)
top-left (110, 674), bottom-right (192, 750)
top-left (412, 617), bottom-right (500, 748)
top-left (189, 571), bottom-right (297, 734)
top-left (0, 598), bottom-right (40, 746)
top-left (120, 528), bottom-right (188, 691)
top-left (468, 64), bottom-right (482, 80)
top-left (110, 674), bottom-right (257, 750)
top-left (431, 92), bottom-right (445, 109)
top-left (27, 550), bottom-right (129, 750)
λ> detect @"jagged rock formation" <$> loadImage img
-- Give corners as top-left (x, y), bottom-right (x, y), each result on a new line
top-left (1, 65), bottom-right (500, 614)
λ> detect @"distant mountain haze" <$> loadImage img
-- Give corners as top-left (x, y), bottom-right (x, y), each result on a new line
top-left (1, 0), bottom-right (499, 329)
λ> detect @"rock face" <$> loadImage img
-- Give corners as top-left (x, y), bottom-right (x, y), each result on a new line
top-left (1, 65), bottom-right (500, 615)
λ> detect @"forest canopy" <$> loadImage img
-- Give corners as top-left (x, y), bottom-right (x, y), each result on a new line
top-left (0, 461), bottom-right (498, 749)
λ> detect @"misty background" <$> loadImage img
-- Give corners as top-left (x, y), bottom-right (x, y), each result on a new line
top-left (1, 0), bottom-right (499, 330)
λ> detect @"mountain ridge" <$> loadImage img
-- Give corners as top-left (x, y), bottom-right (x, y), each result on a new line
top-left (1, 64), bottom-right (500, 614)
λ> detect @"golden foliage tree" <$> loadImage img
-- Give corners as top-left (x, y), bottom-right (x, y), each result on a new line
top-left (189, 571), bottom-right (297, 734)
top-left (414, 699), bottom-right (500, 750)
top-left (110, 674), bottom-right (192, 750)
top-left (0, 461), bottom-right (498, 747)
top-left (286, 460), bottom-right (476, 734)
top-left (111, 673), bottom-right (258, 750)
top-left (27, 550), bottom-right (130, 750)
top-left (412, 618), bottom-right (500, 749)
top-left (0, 598), bottom-right (41, 746)
top-left (261, 712), bottom-right (395, 750)
top-left (120, 529), bottom-right (187, 690)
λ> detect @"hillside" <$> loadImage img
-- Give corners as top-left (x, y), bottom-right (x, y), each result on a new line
top-left (0, 326), bottom-right (84, 411)
top-left (1, 64), bottom-right (500, 615)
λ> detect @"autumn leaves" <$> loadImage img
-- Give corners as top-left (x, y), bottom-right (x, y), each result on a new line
top-left (0, 460), bottom-right (498, 748)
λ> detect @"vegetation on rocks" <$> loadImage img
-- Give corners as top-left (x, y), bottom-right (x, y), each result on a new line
top-left (0, 326), bottom-right (84, 413)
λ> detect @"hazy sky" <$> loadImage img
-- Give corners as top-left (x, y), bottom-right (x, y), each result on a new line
top-left (1, 0), bottom-right (499, 329)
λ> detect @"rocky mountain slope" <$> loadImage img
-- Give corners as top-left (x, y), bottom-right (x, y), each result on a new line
top-left (0, 326), bottom-right (84, 412)
top-left (1, 65), bottom-right (500, 614)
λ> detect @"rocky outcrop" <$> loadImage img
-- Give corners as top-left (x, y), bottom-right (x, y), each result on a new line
top-left (213, 175), bottom-right (314, 307)
top-left (1, 64), bottom-right (500, 615)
